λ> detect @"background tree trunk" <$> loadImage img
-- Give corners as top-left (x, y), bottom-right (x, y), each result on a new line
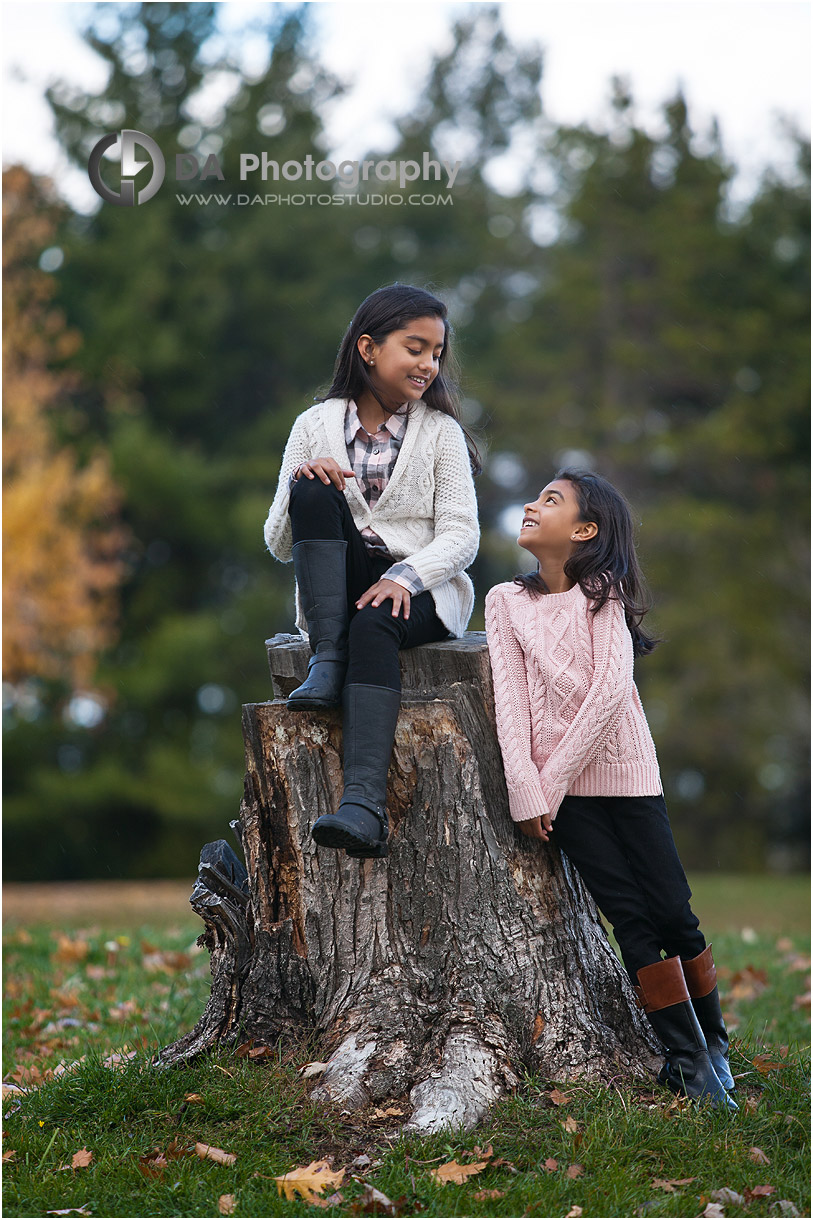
top-left (160, 633), bottom-right (660, 1132)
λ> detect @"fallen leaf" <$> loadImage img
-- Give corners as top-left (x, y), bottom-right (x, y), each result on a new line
top-left (566, 1163), bottom-right (584, 1179)
top-left (275, 1160), bottom-right (344, 1203)
top-left (543, 1158), bottom-right (558, 1172)
top-left (710, 1187), bottom-right (745, 1205)
top-left (472, 1189), bottom-right (504, 1201)
top-left (565, 1208), bottom-right (583, 1218)
top-left (2, 1083), bottom-right (29, 1099)
top-left (776, 936), bottom-right (793, 952)
top-left (748, 1146), bottom-right (770, 1165)
top-left (549, 1087), bottom-right (570, 1105)
top-left (350, 1184), bottom-right (394, 1214)
top-left (652, 1177), bottom-right (696, 1191)
top-left (166, 1139), bottom-right (194, 1160)
top-left (102, 1049), bottom-right (137, 1070)
top-left (311, 1191), bottom-right (345, 1210)
top-left (195, 1142), bottom-right (237, 1166)
top-left (429, 1159), bottom-right (488, 1185)
top-left (218, 1195), bottom-right (237, 1215)
top-left (561, 1115), bottom-right (580, 1133)
top-left (3, 1150), bottom-right (16, 1163)
top-left (491, 1156), bottom-right (518, 1172)
top-left (44, 1210), bottom-right (91, 1217)
top-left (52, 936), bottom-right (90, 964)
top-left (792, 991), bottom-right (810, 1010)
top-left (701, 1205), bottom-right (725, 1218)
top-left (752, 1054), bottom-right (786, 1075)
top-left (774, 1201), bottom-right (800, 1216)
top-left (184, 1093), bottom-right (205, 1104)
top-left (71, 1148), bottom-right (93, 1170)
top-left (745, 1184), bottom-right (775, 1199)
top-left (742, 1096), bottom-right (760, 1114)
top-left (142, 949), bottom-right (191, 974)
top-left (299, 1061), bottom-right (328, 1079)
top-left (349, 1154), bottom-right (371, 1170)
top-left (371, 1106), bottom-right (404, 1119)
top-left (472, 1143), bottom-right (494, 1160)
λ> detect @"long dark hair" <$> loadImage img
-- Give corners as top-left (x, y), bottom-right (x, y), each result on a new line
top-left (514, 469), bottom-right (660, 656)
top-left (318, 283), bottom-right (481, 474)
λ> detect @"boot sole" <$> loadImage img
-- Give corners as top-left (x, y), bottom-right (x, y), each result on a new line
top-left (286, 697), bottom-right (340, 709)
top-left (312, 818), bottom-right (386, 855)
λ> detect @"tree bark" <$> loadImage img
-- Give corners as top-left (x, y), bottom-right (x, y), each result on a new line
top-left (160, 633), bottom-right (660, 1132)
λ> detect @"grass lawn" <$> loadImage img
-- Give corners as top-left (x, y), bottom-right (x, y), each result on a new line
top-left (2, 874), bottom-right (809, 1218)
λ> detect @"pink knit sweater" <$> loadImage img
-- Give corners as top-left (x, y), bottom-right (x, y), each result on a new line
top-left (484, 581), bottom-right (662, 823)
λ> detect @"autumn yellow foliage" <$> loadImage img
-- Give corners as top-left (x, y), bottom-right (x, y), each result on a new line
top-left (3, 165), bottom-right (127, 688)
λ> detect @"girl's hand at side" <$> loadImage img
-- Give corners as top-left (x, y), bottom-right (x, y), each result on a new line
top-left (519, 814), bottom-right (554, 842)
top-left (294, 458), bottom-right (355, 491)
top-left (356, 580), bottom-right (411, 619)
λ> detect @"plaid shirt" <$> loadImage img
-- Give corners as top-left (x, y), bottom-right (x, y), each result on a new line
top-left (344, 401), bottom-right (423, 594)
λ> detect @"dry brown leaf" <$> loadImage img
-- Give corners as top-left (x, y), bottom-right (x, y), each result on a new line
top-left (299, 1061), bottom-right (328, 1079)
top-left (710, 1187), bottom-right (745, 1205)
top-left (472, 1143), bottom-right (494, 1160)
top-left (752, 1054), bottom-right (786, 1075)
top-left (71, 1148), bottom-right (93, 1170)
top-left (566, 1163), bottom-right (584, 1179)
top-left (701, 1205), bottom-right (725, 1218)
top-left (774, 1201), bottom-right (800, 1216)
top-left (53, 936), bottom-right (90, 964)
top-left (742, 1096), bottom-right (760, 1114)
top-left (3, 1150), bottom-right (16, 1163)
top-left (184, 1093), bottom-right (205, 1104)
top-left (472, 1189), bottom-right (505, 1201)
top-left (561, 1115), bottom-right (580, 1133)
top-left (275, 1160), bottom-right (344, 1203)
top-left (748, 1146), bottom-right (770, 1165)
top-left (350, 1184), bottom-right (394, 1214)
top-left (793, 991), bottom-right (810, 1010)
top-left (543, 1157), bottom-right (558, 1172)
top-left (3, 1082), bottom-right (29, 1099)
top-left (549, 1087), bottom-right (570, 1105)
top-left (311, 1191), bottom-right (344, 1210)
top-left (195, 1142), bottom-right (237, 1166)
top-left (218, 1195), bottom-right (237, 1215)
top-left (102, 1049), bottom-right (137, 1069)
top-left (371, 1106), bottom-right (404, 1118)
top-left (653, 1177), bottom-right (696, 1191)
top-left (45, 1208), bottom-right (91, 1217)
top-left (565, 1208), bottom-right (583, 1218)
top-left (429, 1159), bottom-right (488, 1185)
top-left (745, 1185), bottom-right (776, 1199)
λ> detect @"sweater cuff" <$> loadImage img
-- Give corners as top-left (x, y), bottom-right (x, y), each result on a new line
top-left (507, 782), bottom-right (552, 823)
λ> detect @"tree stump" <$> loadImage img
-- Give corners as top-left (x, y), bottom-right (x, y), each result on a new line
top-left (159, 633), bottom-right (660, 1132)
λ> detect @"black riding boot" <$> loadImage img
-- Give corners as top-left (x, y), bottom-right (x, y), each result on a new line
top-left (681, 945), bottom-right (735, 1092)
top-left (287, 540), bottom-right (348, 709)
top-left (636, 956), bottom-right (736, 1110)
top-left (311, 683), bottom-right (400, 858)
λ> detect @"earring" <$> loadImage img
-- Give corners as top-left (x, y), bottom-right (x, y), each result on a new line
top-left (368, 359), bottom-right (375, 366)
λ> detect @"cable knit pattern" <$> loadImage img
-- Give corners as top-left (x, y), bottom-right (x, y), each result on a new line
top-left (484, 581), bottom-right (662, 822)
top-left (264, 398), bottom-right (479, 638)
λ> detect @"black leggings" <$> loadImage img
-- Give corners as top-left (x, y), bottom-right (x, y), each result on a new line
top-left (288, 475), bottom-right (449, 691)
top-left (552, 793), bottom-right (706, 980)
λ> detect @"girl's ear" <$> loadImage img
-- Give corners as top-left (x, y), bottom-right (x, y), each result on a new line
top-left (572, 521), bottom-right (598, 542)
top-left (357, 333), bottom-right (376, 364)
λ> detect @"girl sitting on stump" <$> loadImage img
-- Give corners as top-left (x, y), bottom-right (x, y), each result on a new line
top-left (485, 469), bottom-right (736, 1108)
top-left (264, 284), bottom-right (480, 859)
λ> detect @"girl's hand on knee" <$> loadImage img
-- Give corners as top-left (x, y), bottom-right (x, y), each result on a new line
top-left (295, 458), bottom-right (355, 490)
top-left (356, 580), bottom-right (411, 619)
top-left (520, 814), bottom-right (553, 842)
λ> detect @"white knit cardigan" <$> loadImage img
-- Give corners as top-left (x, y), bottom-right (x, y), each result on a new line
top-left (263, 398), bottom-right (480, 638)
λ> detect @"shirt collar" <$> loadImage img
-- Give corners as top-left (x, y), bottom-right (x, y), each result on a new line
top-left (345, 399), bottom-right (407, 444)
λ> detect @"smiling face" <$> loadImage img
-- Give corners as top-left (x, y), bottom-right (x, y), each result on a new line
top-left (357, 315), bottom-right (446, 408)
top-left (518, 478), bottom-right (597, 558)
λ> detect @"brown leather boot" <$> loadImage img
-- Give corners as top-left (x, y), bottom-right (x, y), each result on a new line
top-left (681, 944), bottom-right (735, 1091)
top-left (636, 956), bottom-right (735, 1109)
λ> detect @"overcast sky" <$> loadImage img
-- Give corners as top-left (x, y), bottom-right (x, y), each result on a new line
top-left (2, 0), bottom-right (810, 211)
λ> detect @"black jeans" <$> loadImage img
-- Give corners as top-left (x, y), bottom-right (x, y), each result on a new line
top-left (289, 475), bottom-right (449, 691)
top-left (551, 793), bottom-right (706, 980)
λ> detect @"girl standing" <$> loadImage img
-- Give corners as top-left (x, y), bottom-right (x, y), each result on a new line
top-left (264, 284), bottom-right (479, 859)
top-left (484, 470), bottom-right (735, 1108)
